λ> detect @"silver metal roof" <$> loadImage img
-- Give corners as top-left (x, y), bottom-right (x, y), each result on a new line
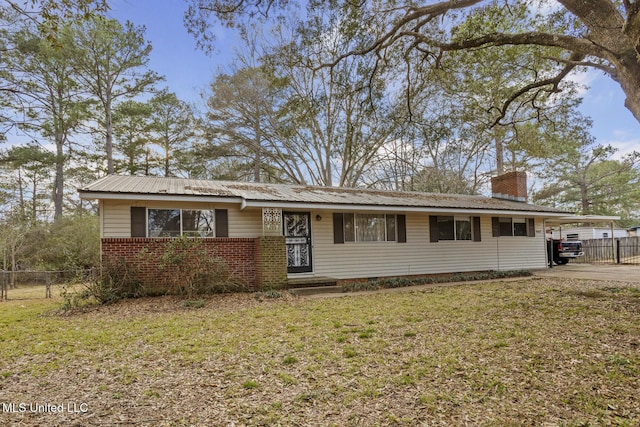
top-left (78, 175), bottom-right (570, 215)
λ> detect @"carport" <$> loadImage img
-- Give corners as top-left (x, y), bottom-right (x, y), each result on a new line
top-left (543, 215), bottom-right (620, 267)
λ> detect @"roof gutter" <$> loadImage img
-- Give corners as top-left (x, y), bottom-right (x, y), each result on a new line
top-left (78, 191), bottom-right (244, 205)
top-left (240, 199), bottom-right (570, 217)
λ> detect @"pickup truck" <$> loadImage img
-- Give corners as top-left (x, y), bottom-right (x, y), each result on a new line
top-left (551, 239), bottom-right (584, 265)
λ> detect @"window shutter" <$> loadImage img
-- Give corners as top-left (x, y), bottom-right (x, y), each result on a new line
top-left (492, 217), bottom-right (500, 237)
top-left (473, 216), bottom-right (481, 242)
top-left (333, 213), bottom-right (344, 244)
top-left (528, 218), bottom-right (536, 237)
top-left (215, 209), bottom-right (229, 237)
top-left (429, 216), bottom-right (439, 243)
top-left (131, 207), bottom-right (146, 237)
top-left (397, 214), bottom-right (407, 243)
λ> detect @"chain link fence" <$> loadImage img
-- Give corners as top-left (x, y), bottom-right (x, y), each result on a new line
top-left (0, 269), bottom-right (96, 300)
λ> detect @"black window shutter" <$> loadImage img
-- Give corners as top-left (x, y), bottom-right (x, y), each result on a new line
top-left (215, 209), bottom-right (229, 237)
top-left (131, 207), bottom-right (146, 237)
top-left (528, 218), bottom-right (536, 237)
top-left (333, 213), bottom-right (344, 244)
top-left (397, 214), bottom-right (407, 243)
top-left (492, 217), bottom-right (500, 237)
top-left (473, 216), bottom-right (481, 242)
top-left (429, 216), bottom-right (439, 243)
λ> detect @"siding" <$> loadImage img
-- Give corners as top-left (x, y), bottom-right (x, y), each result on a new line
top-left (310, 212), bottom-right (546, 279)
top-left (101, 200), bottom-right (261, 238)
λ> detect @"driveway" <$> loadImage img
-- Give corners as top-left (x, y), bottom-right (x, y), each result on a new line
top-left (532, 263), bottom-right (640, 283)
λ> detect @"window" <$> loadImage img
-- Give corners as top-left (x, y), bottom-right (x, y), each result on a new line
top-left (456, 217), bottom-right (472, 240)
top-left (492, 217), bottom-right (535, 237)
top-left (148, 209), bottom-right (215, 237)
top-left (499, 217), bottom-right (513, 236)
top-left (334, 213), bottom-right (405, 243)
top-left (431, 216), bottom-right (473, 241)
top-left (149, 209), bottom-right (181, 237)
top-left (437, 216), bottom-right (455, 240)
top-left (182, 210), bottom-right (215, 237)
top-left (513, 218), bottom-right (527, 236)
top-left (430, 216), bottom-right (481, 242)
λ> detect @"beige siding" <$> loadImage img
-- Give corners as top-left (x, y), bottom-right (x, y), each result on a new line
top-left (310, 212), bottom-right (546, 279)
top-left (101, 200), bottom-right (262, 238)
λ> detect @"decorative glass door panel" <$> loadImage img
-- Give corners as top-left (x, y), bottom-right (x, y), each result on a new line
top-left (283, 212), bottom-right (312, 273)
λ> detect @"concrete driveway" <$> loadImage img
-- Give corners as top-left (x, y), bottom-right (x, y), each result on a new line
top-left (532, 263), bottom-right (640, 283)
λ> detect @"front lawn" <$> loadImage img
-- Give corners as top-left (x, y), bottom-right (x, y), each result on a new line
top-left (0, 277), bottom-right (638, 426)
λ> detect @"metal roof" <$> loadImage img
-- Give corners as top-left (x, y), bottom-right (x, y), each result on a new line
top-left (78, 175), bottom-right (570, 215)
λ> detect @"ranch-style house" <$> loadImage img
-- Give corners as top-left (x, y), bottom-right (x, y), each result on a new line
top-left (78, 171), bottom-right (572, 291)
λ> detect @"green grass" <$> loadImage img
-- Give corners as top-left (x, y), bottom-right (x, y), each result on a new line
top-left (0, 279), bottom-right (639, 426)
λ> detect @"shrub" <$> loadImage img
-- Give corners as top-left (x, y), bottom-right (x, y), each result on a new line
top-left (60, 258), bottom-right (142, 309)
top-left (154, 237), bottom-right (244, 298)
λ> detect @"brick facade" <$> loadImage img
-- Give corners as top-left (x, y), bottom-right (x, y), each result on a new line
top-left (255, 236), bottom-right (288, 290)
top-left (491, 171), bottom-right (527, 202)
top-left (101, 237), bottom-right (287, 293)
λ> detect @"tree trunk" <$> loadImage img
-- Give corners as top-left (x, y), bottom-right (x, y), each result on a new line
top-left (53, 130), bottom-right (64, 220)
top-left (495, 137), bottom-right (504, 175)
top-left (253, 121), bottom-right (261, 182)
top-left (17, 168), bottom-right (25, 220)
top-left (106, 97), bottom-right (114, 174)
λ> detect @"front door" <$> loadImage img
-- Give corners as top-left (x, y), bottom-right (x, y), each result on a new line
top-left (283, 212), bottom-right (312, 273)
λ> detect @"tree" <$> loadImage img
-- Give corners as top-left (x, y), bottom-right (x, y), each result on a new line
top-left (0, 1), bottom-right (108, 138)
top-left (113, 100), bottom-right (153, 175)
top-left (4, 0), bottom-right (108, 41)
top-left (2, 25), bottom-right (89, 219)
top-left (263, 11), bottom-right (402, 187)
top-left (204, 65), bottom-right (284, 182)
top-left (148, 90), bottom-right (196, 177)
top-left (185, 0), bottom-right (640, 125)
top-left (0, 143), bottom-right (55, 223)
top-left (365, 21), bottom-right (591, 194)
top-left (69, 17), bottom-right (162, 174)
top-left (534, 145), bottom-right (640, 220)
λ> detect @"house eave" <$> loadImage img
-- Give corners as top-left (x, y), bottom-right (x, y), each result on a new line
top-left (78, 191), bottom-right (244, 205)
top-left (241, 200), bottom-right (570, 217)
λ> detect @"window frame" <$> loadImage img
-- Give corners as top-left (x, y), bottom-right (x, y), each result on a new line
top-left (334, 212), bottom-right (406, 243)
top-left (491, 217), bottom-right (536, 238)
top-left (348, 213), bottom-right (396, 242)
top-left (147, 208), bottom-right (216, 238)
top-left (430, 215), bottom-right (477, 242)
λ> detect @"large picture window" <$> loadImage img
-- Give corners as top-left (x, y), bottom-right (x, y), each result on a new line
top-left (148, 209), bottom-right (215, 237)
top-left (346, 213), bottom-right (395, 242)
top-left (333, 213), bottom-right (406, 243)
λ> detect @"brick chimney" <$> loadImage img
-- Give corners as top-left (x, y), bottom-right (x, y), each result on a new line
top-left (491, 171), bottom-right (527, 203)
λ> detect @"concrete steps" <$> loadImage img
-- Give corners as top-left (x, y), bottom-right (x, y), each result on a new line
top-left (288, 285), bottom-right (343, 296)
top-left (287, 276), bottom-right (343, 296)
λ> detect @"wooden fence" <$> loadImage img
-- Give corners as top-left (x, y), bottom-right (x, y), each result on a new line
top-left (574, 236), bottom-right (640, 265)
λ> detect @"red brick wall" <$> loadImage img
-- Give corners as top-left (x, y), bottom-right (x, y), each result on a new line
top-left (102, 237), bottom-right (280, 293)
top-left (491, 171), bottom-right (527, 202)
